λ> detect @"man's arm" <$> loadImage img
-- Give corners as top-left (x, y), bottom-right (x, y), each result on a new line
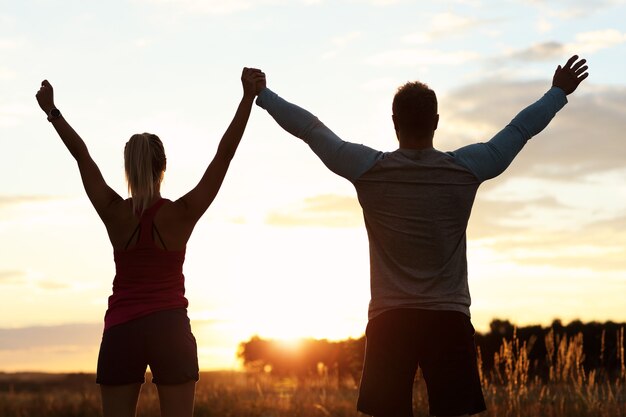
top-left (451, 55), bottom-right (589, 182)
top-left (256, 88), bottom-right (383, 181)
top-left (36, 80), bottom-right (123, 221)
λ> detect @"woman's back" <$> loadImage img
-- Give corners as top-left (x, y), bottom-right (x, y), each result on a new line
top-left (104, 197), bottom-right (195, 252)
top-left (106, 198), bottom-right (189, 330)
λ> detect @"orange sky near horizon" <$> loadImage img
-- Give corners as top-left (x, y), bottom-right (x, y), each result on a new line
top-left (1, 0), bottom-right (626, 372)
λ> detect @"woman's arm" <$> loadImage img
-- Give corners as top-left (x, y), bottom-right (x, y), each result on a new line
top-left (177, 67), bottom-right (265, 221)
top-left (36, 80), bottom-right (123, 221)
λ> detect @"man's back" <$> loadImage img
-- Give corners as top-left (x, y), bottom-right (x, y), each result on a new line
top-left (355, 148), bottom-right (480, 319)
top-left (256, 84), bottom-right (569, 320)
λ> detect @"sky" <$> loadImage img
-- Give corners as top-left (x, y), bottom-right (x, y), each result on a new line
top-left (1, 0), bottom-right (625, 372)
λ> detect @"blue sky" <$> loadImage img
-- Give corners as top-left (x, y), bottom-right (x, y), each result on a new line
top-left (1, 0), bottom-right (625, 371)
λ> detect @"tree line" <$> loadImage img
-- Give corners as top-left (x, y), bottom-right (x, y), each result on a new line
top-left (238, 319), bottom-right (625, 385)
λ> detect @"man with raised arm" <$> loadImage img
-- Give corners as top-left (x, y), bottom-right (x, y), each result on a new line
top-left (255, 56), bottom-right (589, 417)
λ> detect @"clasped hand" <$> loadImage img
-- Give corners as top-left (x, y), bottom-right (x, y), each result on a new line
top-left (241, 67), bottom-right (266, 98)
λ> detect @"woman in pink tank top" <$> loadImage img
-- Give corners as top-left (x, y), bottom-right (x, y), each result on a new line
top-left (36, 68), bottom-right (266, 417)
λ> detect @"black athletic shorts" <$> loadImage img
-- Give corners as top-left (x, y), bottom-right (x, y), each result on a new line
top-left (96, 308), bottom-right (199, 385)
top-left (357, 308), bottom-right (486, 417)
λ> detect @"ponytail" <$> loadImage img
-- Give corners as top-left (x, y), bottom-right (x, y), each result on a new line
top-left (124, 133), bottom-right (166, 214)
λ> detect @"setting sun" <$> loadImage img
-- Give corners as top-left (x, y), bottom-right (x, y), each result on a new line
top-left (1, 0), bottom-right (625, 377)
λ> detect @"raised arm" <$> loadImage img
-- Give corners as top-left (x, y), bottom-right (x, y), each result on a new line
top-left (177, 67), bottom-right (265, 221)
top-left (256, 86), bottom-right (383, 181)
top-left (451, 55), bottom-right (589, 182)
top-left (36, 80), bottom-right (122, 220)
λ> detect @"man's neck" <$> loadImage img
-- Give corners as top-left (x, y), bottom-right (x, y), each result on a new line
top-left (398, 137), bottom-right (434, 150)
top-left (397, 130), bottom-right (434, 150)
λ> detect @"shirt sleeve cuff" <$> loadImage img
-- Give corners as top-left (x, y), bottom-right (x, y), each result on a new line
top-left (548, 86), bottom-right (568, 108)
top-left (255, 87), bottom-right (273, 109)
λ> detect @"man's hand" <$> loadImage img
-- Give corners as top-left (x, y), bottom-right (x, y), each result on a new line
top-left (241, 67), bottom-right (266, 98)
top-left (254, 70), bottom-right (266, 95)
top-left (552, 55), bottom-right (589, 95)
top-left (36, 80), bottom-right (56, 114)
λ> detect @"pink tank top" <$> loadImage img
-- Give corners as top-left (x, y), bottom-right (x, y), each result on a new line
top-left (104, 198), bottom-right (189, 330)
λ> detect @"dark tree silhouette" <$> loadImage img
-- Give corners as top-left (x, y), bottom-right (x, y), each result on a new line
top-left (239, 319), bottom-right (625, 383)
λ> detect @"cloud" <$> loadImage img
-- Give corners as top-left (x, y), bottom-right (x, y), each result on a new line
top-left (331, 31), bottom-right (362, 47)
top-left (322, 31), bottom-right (363, 60)
top-left (0, 39), bottom-right (22, 49)
top-left (402, 12), bottom-right (494, 44)
top-left (363, 0), bottom-right (405, 5)
top-left (0, 324), bottom-right (103, 371)
top-left (135, 0), bottom-right (330, 14)
top-left (467, 196), bottom-right (568, 238)
top-left (470, 212), bottom-right (626, 272)
top-left (0, 15), bottom-right (15, 27)
top-left (0, 195), bottom-right (61, 208)
top-left (263, 190), bottom-right (626, 274)
top-left (0, 323), bottom-right (102, 350)
top-left (507, 29), bottom-right (626, 62)
top-left (571, 29), bottom-right (626, 53)
top-left (523, 0), bottom-right (626, 19)
top-left (438, 82), bottom-right (626, 180)
top-left (536, 18), bottom-right (552, 33)
top-left (442, 78), bottom-right (626, 271)
top-left (0, 67), bottom-right (17, 81)
top-left (0, 270), bottom-right (70, 290)
top-left (508, 41), bottom-right (565, 61)
top-left (0, 103), bottom-right (34, 126)
top-left (366, 48), bottom-right (481, 68)
top-left (365, 11), bottom-right (492, 68)
top-left (133, 38), bottom-right (151, 48)
top-left (359, 77), bottom-right (398, 92)
top-left (426, 11), bottom-right (477, 32)
top-left (365, 12), bottom-right (486, 68)
top-left (0, 270), bottom-right (25, 285)
top-left (135, 0), bottom-right (274, 14)
top-left (266, 194), bottom-right (362, 227)
top-left (37, 280), bottom-right (71, 290)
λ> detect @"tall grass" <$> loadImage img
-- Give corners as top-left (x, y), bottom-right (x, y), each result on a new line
top-left (478, 327), bottom-right (625, 417)
top-left (0, 328), bottom-right (624, 417)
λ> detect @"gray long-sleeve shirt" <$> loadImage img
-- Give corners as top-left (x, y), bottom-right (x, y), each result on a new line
top-left (257, 87), bottom-right (568, 319)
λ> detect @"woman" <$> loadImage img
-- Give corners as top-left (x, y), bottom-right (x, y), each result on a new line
top-left (35, 67), bottom-right (266, 417)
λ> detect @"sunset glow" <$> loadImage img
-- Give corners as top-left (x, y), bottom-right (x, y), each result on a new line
top-left (1, 0), bottom-right (625, 372)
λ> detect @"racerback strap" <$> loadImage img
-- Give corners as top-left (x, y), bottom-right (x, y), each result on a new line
top-left (135, 199), bottom-right (168, 249)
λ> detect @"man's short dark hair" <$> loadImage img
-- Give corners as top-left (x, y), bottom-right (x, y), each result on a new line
top-left (392, 81), bottom-right (438, 132)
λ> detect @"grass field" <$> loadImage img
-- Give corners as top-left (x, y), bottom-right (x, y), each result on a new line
top-left (0, 330), bottom-right (624, 417)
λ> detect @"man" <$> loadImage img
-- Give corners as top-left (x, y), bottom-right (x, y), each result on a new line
top-left (256, 56), bottom-right (588, 417)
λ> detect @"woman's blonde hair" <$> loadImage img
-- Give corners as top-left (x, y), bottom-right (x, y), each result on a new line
top-left (124, 133), bottom-right (166, 214)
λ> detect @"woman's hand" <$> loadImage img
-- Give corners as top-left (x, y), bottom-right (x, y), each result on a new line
top-left (241, 67), bottom-right (266, 98)
top-left (36, 80), bottom-right (56, 114)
